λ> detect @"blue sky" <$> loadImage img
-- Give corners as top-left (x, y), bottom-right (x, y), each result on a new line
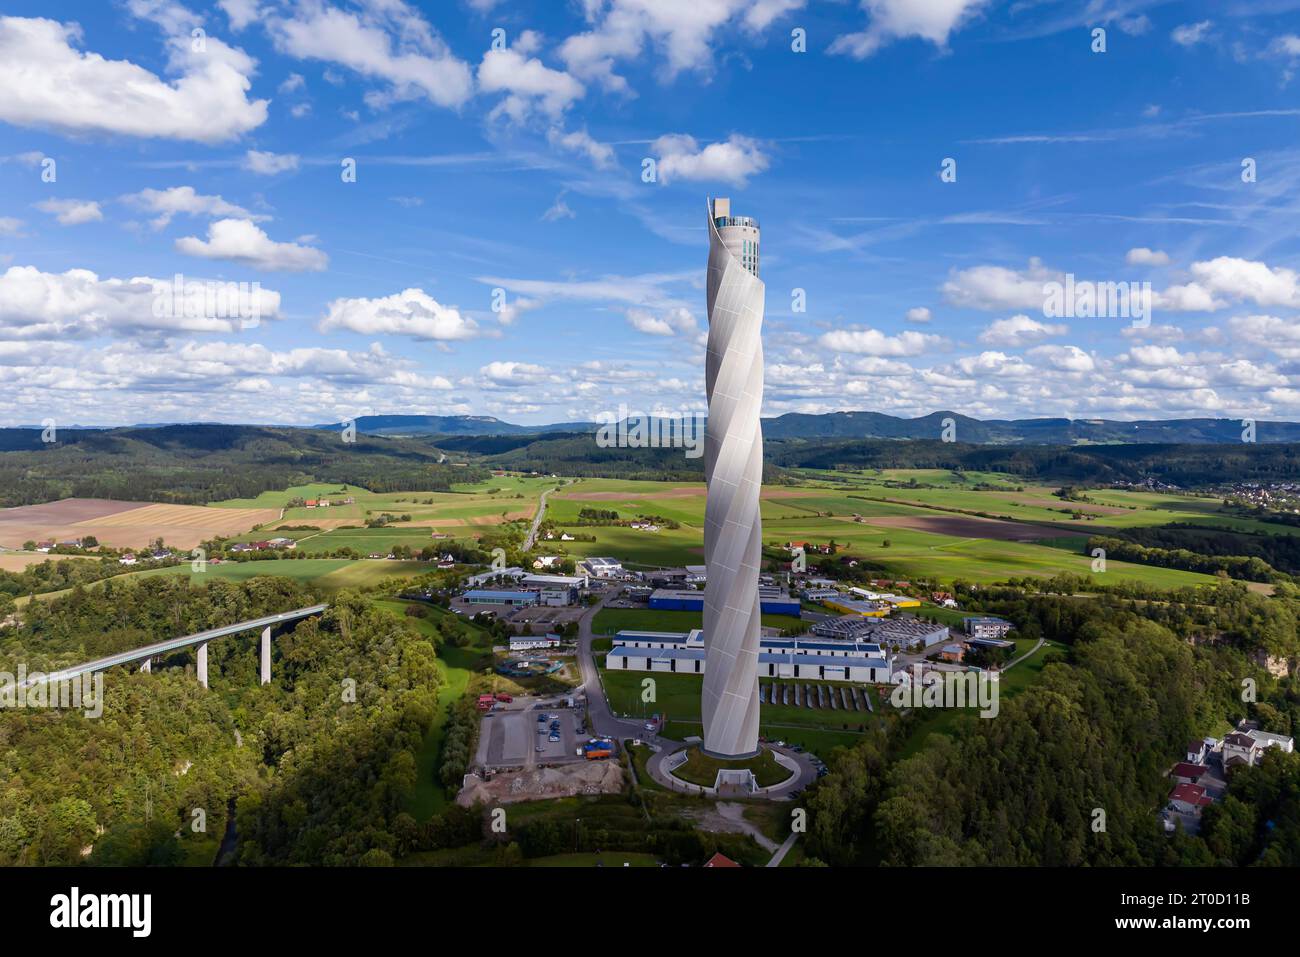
top-left (3, 0), bottom-right (1300, 427)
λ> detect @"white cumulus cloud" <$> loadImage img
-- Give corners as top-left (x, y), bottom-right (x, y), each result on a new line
top-left (320, 288), bottom-right (479, 340)
top-left (33, 198), bottom-right (102, 225)
top-left (175, 219), bottom-right (328, 272)
top-left (652, 133), bottom-right (769, 186)
top-left (0, 16), bottom-right (267, 143)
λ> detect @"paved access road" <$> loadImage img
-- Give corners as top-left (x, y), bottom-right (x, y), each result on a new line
top-left (574, 584), bottom-right (653, 744)
top-left (573, 588), bottom-right (820, 797)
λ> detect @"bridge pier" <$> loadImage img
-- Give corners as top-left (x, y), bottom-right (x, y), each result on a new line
top-left (260, 627), bottom-right (271, 685)
top-left (139, 658), bottom-right (151, 674)
top-left (197, 641), bottom-right (208, 689)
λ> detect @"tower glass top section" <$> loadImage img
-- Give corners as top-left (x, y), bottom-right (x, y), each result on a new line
top-left (711, 199), bottom-right (761, 278)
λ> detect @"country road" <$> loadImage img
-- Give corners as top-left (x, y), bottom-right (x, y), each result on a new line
top-left (523, 485), bottom-right (559, 551)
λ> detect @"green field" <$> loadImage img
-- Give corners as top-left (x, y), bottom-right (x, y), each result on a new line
top-left (600, 668), bottom-right (877, 760)
top-left (198, 470), bottom-right (1264, 590)
top-left (592, 607), bottom-right (804, 635)
top-left (129, 558), bottom-right (430, 589)
top-left (543, 472), bottom-right (1240, 588)
top-left (211, 476), bottom-right (551, 539)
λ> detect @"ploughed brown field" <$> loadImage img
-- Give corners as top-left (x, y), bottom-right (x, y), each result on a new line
top-left (864, 513), bottom-right (1087, 541)
top-left (0, 552), bottom-right (93, 572)
top-left (0, 498), bottom-right (281, 550)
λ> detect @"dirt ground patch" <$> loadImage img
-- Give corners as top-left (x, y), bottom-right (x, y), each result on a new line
top-left (682, 802), bottom-right (778, 852)
top-left (865, 513), bottom-right (1081, 541)
top-left (457, 761), bottom-right (624, 806)
top-left (0, 552), bottom-right (95, 572)
top-left (0, 498), bottom-right (280, 550)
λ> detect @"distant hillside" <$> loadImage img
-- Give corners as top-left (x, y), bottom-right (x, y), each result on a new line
top-left (317, 411), bottom-right (1300, 445)
top-left (763, 437), bottom-right (1300, 486)
top-left (760, 412), bottom-right (1300, 445)
top-left (310, 414), bottom-right (596, 436)
top-left (462, 431), bottom-right (1300, 487)
top-left (0, 425), bottom-right (488, 507)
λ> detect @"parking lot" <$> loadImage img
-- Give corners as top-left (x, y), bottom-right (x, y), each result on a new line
top-left (475, 699), bottom-right (588, 770)
top-left (760, 681), bottom-right (874, 712)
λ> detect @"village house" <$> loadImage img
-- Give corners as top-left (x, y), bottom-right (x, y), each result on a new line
top-left (1168, 782), bottom-right (1213, 815)
top-left (939, 643), bottom-right (966, 663)
top-left (1170, 762), bottom-right (1209, 785)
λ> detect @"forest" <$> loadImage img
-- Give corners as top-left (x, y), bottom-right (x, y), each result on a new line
top-left (1102, 523), bottom-right (1300, 576)
top-left (804, 582), bottom-right (1300, 867)
top-left (0, 576), bottom-right (441, 866)
top-left (1086, 534), bottom-right (1284, 584)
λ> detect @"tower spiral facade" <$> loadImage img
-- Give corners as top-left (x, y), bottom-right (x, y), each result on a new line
top-left (702, 197), bottom-right (764, 758)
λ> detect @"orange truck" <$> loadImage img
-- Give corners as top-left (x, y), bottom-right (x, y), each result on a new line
top-left (582, 740), bottom-right (614, 760)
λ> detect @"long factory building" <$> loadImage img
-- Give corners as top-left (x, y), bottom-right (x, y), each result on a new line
top-left (605, 629), bottom-right (893, 684)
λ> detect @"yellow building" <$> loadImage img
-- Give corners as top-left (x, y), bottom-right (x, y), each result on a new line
top-left (823, 597), bottom-right (890, 617)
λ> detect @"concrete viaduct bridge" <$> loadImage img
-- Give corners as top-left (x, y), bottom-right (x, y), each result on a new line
top-left (29, 604), bottom-right (328, 690)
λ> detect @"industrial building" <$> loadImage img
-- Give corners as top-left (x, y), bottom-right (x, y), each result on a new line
top-left (821, 595), bottom-right (890, 617)
top-left (508, 635), bottom-right (561, 651)
top-left (848, 588), bottom-right (921, 608)
top-left (519, 573), bottom-right (586, 606)
top-left (811, 615), bottom-right (949, 651)
top-left (463, 589), bottom-right (539, 606)
top-left (521, 572), bottom-right (588, 589)
top-left (580, 556), bottom-right (625, 579)
top-left (606, 629), bottom-right (891, 684)
top-left (465, 566), bottom-right (526, 587)
top-left (810, 615), bottom-right (882, 640)
top-left (648, 587), bottom-right (801, 617)
top-left (607, 629), bottom-right (892, 683)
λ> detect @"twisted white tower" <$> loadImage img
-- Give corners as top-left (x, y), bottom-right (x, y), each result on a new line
top-left (702, 197), bottom-right (764, 758)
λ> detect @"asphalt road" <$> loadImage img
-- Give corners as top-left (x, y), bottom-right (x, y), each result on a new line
top-left (574, 584), bottom-right (655, 744)
top-left (574, 587), bottom-right (820, 798)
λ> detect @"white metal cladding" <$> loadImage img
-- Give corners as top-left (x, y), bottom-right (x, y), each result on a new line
top-left (701, 198), bottom-right (765, 756)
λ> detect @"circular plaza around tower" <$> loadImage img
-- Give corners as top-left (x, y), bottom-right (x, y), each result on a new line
top-left (661, 744), bottom-right (799, 797)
